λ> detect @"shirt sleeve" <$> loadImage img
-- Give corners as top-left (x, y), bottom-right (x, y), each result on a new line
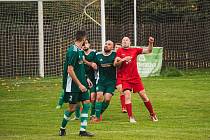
top-left (116, 48), bottom-right (122, 58)
top-left (93, 51), bottom-right (97, 62)
top-left (94, 53), bottom-right (99, 65)
top-left (136, 47), bottom-right (143, 55)
top-left (66, 49), bottom-right (78, 67)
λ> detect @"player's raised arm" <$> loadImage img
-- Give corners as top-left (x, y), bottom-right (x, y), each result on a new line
top-left (143, 36), bottom-right (154, 54)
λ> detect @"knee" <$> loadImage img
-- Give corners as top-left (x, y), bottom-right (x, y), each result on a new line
top-left (96, 94), bottom-right (103, 102)
top-left (124, 90), bottom-right (131, 104)
top-left (90, 94), bottom-right (96, 102)
top-left (68, 105), bottom-right (76, 112)
top-left (139, 91), bottom-right (149, 102)
top-left (83, 100), bottom-right (90, 104)
top-left (104, 97), bottom-right (111, 103)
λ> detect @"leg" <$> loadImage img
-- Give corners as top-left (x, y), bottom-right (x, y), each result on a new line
top-left (71, 102), bottom-right (81, 120)
top-left (80, 100), bottom-right (90, 132)
top-left (59, 103), bottom-right (77, 136)
top-left (116, 84), bottom-right (126, 113)
top-left (56, 90), bottom-right (64, 109)
top-left (95, 92), bottom-right (104, 120)
top-left (101, 93), bottom-right (112, 115)
top-left (90, 92), bottom-right (96, 118)
top-left (138, 90), bottom-right (158, 121)
top-left (124, 90), bottom-right (136, 123)
top-left (79, 90), bottom-right (94, 137)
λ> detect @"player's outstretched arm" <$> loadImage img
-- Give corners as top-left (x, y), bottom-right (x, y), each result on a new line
top-left (143, 36), bottom-right (154, 54)
top-left (83, 58), bottom-right (97, 70)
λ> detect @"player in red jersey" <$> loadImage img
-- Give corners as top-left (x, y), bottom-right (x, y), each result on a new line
top-left (114, 37), bottom-right (158, 123)
top-left (115, 43), bottom-right (127, 113)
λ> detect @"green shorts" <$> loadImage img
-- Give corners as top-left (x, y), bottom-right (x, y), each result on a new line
top-left (64, 91), bottom-right (90, 104)
top-left (96, 83), bottom-right (115, 95)
top-left (90, 83), bottom-right (96, 93)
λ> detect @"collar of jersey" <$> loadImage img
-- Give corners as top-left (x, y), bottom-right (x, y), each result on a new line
top-left (102, 50), bottom-right (113, 56)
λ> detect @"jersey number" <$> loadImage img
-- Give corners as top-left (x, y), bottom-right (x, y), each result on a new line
top-left (69, 95), bottom-right (73, 102)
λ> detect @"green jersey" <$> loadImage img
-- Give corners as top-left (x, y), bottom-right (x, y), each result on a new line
top-left (63, 44), bottom-right (87, 93)
top-left (82, 50), bottom-right (97, 81)
top-left (95, 51), bottom-right (116, 85)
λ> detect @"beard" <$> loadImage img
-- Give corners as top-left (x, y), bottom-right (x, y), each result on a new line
top-left (83, 48), bottom-right (89, 51)
top-left (104, 49), bottom-right (111, 53)
top-left (122, 44), bottom-right (129, 48)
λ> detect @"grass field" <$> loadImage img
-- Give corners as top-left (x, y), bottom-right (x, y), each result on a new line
top-left (0, 70), bottom-right (210, 140)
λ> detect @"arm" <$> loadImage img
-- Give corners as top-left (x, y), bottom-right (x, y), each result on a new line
top-left (83, 58), bottom-right (92, 67)
top-left (114, 57), bottom-right (123, 67)
top-left (68, 65), bottom-right (87, 92)
top-left (83, 58), bottom-right (97, 70)
top-left (143, 36), bottom-right (154, 54)
top-left (114, 56), bottom-right (132, 67)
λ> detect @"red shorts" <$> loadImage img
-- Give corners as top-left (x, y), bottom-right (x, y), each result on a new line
top-left (116, 77), bottom-right (122, 86)
top-left (122, 79), bottom-right (144, 93)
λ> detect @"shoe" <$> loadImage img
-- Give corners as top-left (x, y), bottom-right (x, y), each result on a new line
top-left (91, 117), bottom-right (101, 123)
top-left (150, 113), bottom-right (158, 122)
top-left (122, 108), bottom-right (127, 113)
top-left (59, 128), bottom-right (66, 136)
top-left (129, 117), bottom-right (137, 123)
top-left (90, 115), bottom-right (96, 120)
top-left (79, 131), bottom-right (94, 137)
top-left (56, 105), bottom-right (62, 109)
top-left (71, 116), bottom-right (80, 121)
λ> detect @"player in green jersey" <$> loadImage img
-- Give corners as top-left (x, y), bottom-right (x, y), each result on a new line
top-left (92, 40), bottom-right (116, 123)
top-left (71, 39), bottom-right (98, 120)
top-left (59, 31), bottom-right (94, 137)
top-left (82, 39), bottom-right (98, 120)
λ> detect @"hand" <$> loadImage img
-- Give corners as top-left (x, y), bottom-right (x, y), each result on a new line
top-left (149, 37), bottom-right (154, 43)
top-left (87, 78), bottom-right (93, 89)
top-left (115, 57), bottom-right (122, 62)
top-left (79, 84), bottom-right (87, 93)
top-left (122, 56), bottom-right (132, 62)
top-left (91, 62), bottom-right (97, 70)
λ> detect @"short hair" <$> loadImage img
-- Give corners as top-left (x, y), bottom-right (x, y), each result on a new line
top-left (115, 43), bottom-right (121, 46)
top-left (76, 30), bottom-right (86, 41)
top-left (86, 39), bottom-right (90, 44)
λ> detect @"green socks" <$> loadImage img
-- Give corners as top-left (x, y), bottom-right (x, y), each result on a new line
top-left (101, 101), bottom-right (110, 114)
top-left (80, 103), bottom-right (90, 131)
top-left (90, 101), bottom-right (96, 116)
top-left (95, 102), bottom-right (102, 119)
top-left (61, 110), bottom-right (74, 128)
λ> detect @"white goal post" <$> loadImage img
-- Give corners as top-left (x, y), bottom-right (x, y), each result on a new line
top-left (0, 0), bottom-right (138, 77)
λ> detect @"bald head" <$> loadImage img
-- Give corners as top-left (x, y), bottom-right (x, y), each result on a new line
top-left (104, 40), bottom-right (114, 53)
top-left (122, 37), bottom-right (131, 48)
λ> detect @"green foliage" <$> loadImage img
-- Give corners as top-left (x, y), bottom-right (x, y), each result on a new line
top-left (138, 0), bottom-right (210, 22)
top-left (161, 67), bottom-right (184, 77)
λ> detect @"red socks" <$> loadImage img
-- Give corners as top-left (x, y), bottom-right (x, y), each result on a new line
top-left (144, 100), bottom-right (155, 115)
top-left (125, 103), bottom-right (133, 117)
top-left (120, 94), bottom-right (126, 109)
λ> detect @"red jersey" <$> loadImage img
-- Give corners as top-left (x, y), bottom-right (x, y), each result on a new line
top-left (116, 67), bottom-right (122, 86)
top-left (116, 67), bottom-right (122, 79)
top-left (116, 47), bottom-right (143, 81)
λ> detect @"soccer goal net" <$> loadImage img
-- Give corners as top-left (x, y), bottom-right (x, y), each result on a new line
top-left (0, 0), bottom-right (101, 77)
top-left (0, 0), bottom-right (210, 77)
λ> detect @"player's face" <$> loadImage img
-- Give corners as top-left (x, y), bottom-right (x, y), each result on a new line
top-left (83, 40), bottom-right (90, 51)
top-left (122, 37), bottom-right (131, 48)
top-left (82, 36), bottom-right (87, 44)
top-left (115, 44), bottom-right (121, 51)
top-left (104, 40), bottom-right (113, 53)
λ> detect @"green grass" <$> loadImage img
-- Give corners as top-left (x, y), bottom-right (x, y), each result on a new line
top-left (0, 71), bottom-right (210, 140)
